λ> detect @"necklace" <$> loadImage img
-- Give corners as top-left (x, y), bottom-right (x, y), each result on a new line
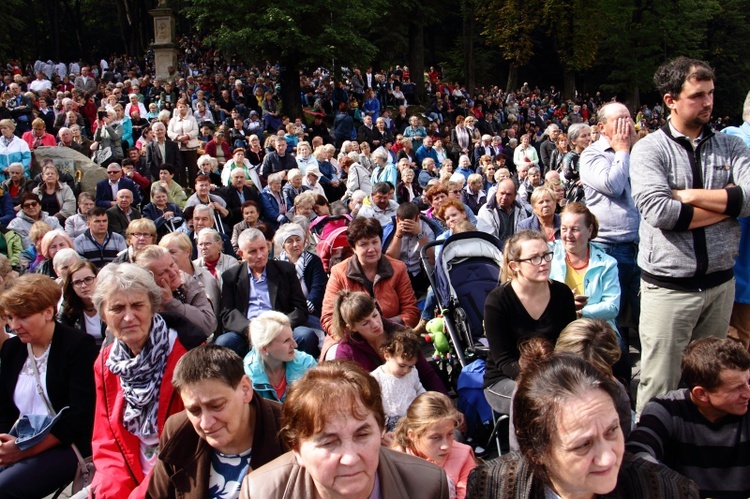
top-left (566, 247), bottom-right (590, 271)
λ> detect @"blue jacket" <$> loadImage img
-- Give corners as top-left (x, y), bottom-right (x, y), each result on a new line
top-left (549, 241), bottom-right (621, 330)
top-left (95, 177), bottom-right (143, 208)
top-left (259, 186), bottom-right (288, 228)
top-left (243, 349), bottom-right (316, 402)
top-left (362, 97), bottom-right (381, 121)
top-left (517, 213), bottom-right (561, 240)
top-left (722, 123), bottom-right (750, 304)
top-left (415, 145), bottom-right (438, 168)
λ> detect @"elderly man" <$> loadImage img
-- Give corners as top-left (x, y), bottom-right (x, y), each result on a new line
top-left (134, 244), bottom-right (216, 339)
top-left (57, 127), bottom-right (83, 154)
top-left (539, 124), bottom-right (561, 172)
top-left (418, 157), bottom-right (439, 188)
top-left (357, 115), bottom-right (377, 148)
top-left (415, 135), bottom-right (439, 169)
top-left (189, 204), bottom-right (235, 259)
top-left (193, 227), bottom-right (239, 289)
top-left (185, 174), bottom-right (230, 233)
top-left (219, 167), bottom-right (261, 227)
top-left (631, 57), bottom-right (750, 414)
top-left (147, 345), bottom-right (285, 498)
top-left (74, 207), bottom-right (127, 268)
top-left (357, 181), bottom-right (399, 226)
top-left (106, 188), bottom-right (142, 237)
top-left (146, 121), bottom-right (182, 181)
top-left (73, 66), bottom-right (97, 94)
top-left (477, 179), bottom-right (530, 248)
top-left (218, 228), bottom-right (318, 359)
top-left (95, 163), bottom-right (142, 208)
top-left (473, 134), bottom-right (497, 166)
top-left (517, 165), bottom-right (542, 213)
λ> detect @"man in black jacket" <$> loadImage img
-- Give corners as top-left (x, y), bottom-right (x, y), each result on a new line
top-left (218, 228), bottom-right (318, 359)
top-left (146, 122), bottom-right (182, 181)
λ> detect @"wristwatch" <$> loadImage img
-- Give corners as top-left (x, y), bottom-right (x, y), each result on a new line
top-left (416, 232), bottom-right (424, 239)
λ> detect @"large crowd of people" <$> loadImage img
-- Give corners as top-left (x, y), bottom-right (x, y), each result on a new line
top-left (0, 50), bottom-right (748, 499)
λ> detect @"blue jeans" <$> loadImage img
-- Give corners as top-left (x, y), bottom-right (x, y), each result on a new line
top-left (0, 445), bottom-right (77, 498)
top-left (597, 241), bottom-right (641, 380)
top-left (214, 324), bottom-right (320, 360)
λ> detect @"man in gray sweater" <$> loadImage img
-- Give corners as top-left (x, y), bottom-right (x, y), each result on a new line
top-left (631, 57), bottom-right (750, 415)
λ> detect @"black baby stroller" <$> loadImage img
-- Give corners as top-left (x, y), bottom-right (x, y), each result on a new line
top-left (420, 231), bottom-right (504, 373)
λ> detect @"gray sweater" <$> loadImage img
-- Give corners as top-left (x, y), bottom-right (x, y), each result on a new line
top-left (630, 124), bottom-right (750, 290)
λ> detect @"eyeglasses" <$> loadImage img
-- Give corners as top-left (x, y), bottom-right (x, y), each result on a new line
top-left (450, 190), bottom-right (462, 195)
top-left (71, 275), bottom-right (96, 288)
top-left (131, 232), bottom-right (154, 239)
top-left (516, 252), bottom-right (553, 265)
top-left (107, 170), bottom-right (121, 175)
top-left (22, 201), bottom-right (38, 208)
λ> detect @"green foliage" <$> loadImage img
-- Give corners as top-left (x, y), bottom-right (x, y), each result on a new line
top-left (476, 0), bottom-right (542, 66)
top-left (542, 0), bottom-right (601, 72)
top-left (185, 0), bottom-right (384, 70)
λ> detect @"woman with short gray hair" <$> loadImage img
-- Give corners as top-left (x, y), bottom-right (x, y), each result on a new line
top-left (89, 263), bottom-right (194, 497)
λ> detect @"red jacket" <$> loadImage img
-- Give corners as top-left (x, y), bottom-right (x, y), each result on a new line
top-left (90, 339), bottom-right (187, 499)
top-left (21, 131), bottom-right (57, 149)
top-left (321, 254), bottom-right (419, 335)
top-left (204, 139), bottom-right (231, 160)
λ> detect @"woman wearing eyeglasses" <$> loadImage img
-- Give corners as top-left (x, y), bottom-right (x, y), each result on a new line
top-left (483, 230), bottom-right (576, 414)
top-left (60, 260), bottom-right (106, 346)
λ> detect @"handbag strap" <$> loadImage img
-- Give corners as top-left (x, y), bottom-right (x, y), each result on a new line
top-left (26, 343), bottom-right (89, 470)
top-left (26, 343), bottom-right (55, 416)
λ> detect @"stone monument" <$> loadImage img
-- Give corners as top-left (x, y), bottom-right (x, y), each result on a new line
top-left (149, 0), bottom-right (179, 82)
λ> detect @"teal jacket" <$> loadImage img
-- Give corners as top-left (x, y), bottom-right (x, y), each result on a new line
top-left (549, 241), bottom-right (621, 331)
top-left (243, 348), bottom-right (316, 402)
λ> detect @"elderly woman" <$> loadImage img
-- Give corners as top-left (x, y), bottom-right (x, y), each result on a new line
top-left (9, 192), bottom-right (61, 249)
top-left (467, 354), bottom-right (699, 498)
top-left (89, 263), bottom-right (197, 498)
top-left (260, 172), bottom-right (288, 229)
top-left (321, 217), bottom-right (420, 334)
top-left (196, 153), bottom-right (222, 186)
top-left (59, 260), bottom-right (105, 344)
top-left (52, 247), bottom-right (82, 284)
top-left (246, 134), bottom-right (265, 167)
top-left (157, 164), bottom-right (188, 210)
top-left (295, 141), bottom-right (317, 174)
top-left (275, 223), bottom-right (327, 323)
top-left (483, 230), bottom-right (576, 414)
top-left (168, 99), bottom-right (200, 185)
top-left (513, 133), bottom-right (539, 170)
top-left (159, 231), bottom-right (221, 321)
top-left (65, 192), bottom-right (95, 239)
top-left (203, 129), bottom-right (232, 164)
top-left (397, 167), bottom-right (421, 203)
top-left (358, 141), bottom-right (376, 172)
top-left (143, 183), bottom-right (183, 240)
top-left (221, 147), bottom-right (262, 190)
top-left (282, 168), bottom-right (310, 210)
top-left (371, 147), bottom-right (398, 188)
top-left (289, 191), bottom-right (317, 223)
top-left (110, 218), bottom-right (157, 264)
top-left (562, 123), bottom-right (591, 204)
top-left (91, 108), bottom-right (123, 166)
top-left (0, 274), bottom-right (98, 498)
top-left (31, 164), bottom-right (76, 224)
top-left (241, 361), bottom-right (450, 499)
top-left (0, 119), bottom-right (31, 179)
top-left (193, 227), bottom-right (239, 288)
top-left (134, 245), bottom-right (217, 339)
top-left (517, 187), bottom-right (561, 241)
top-left (345, 151), bottom-right (373, 198)
top-left (243, 311), bottom-right (317, 402)
top-left (34, 229), bottom-right (75, 278)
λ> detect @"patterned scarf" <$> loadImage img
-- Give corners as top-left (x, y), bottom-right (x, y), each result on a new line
top-left (106, 314), bottom-right (171, 438)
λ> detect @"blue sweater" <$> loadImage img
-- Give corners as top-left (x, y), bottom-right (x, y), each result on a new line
top-left (243, 349), bottom-right (316, 402)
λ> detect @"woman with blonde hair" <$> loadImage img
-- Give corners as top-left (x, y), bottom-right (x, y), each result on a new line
top-left (243, 310), bottom-right (316, 402)
top-left (393, 392), bottom-right (476, 499)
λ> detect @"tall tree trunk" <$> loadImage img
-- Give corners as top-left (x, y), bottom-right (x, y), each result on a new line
top-left (506, 63), bottom-right (518, 92)
top-left (463, 0), bottom-right (475, 96)
top-left (408, 21), bottom-right (425, 105)
top-left (563, 70), bottom-right (576, 100)
top-left (279, 54), bottom-right (302, 119)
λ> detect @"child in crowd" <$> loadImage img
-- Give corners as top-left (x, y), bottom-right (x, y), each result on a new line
top-left (392, 392), bottom-right (477, 499)
top-left (370, 331), bottom-right (426, 431)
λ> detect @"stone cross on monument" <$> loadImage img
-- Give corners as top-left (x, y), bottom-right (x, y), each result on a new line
top-left (150, 0), bottom-right (179, 82)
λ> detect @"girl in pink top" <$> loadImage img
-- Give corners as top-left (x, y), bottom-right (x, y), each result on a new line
top-left (392, 392), bottom-right (477, 499)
